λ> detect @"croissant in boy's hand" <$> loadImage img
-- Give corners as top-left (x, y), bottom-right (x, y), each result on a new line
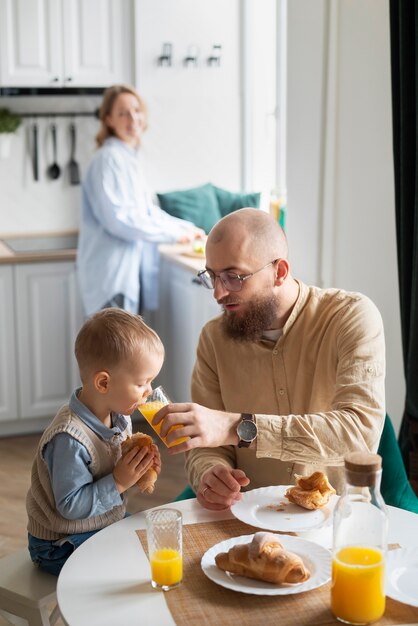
top-left (121, 432), bottom-right (159, 494)
top-left (215, 532), bottom-right (310, 585)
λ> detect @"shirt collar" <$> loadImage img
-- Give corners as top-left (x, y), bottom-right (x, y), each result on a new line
top-left (69, 388), bottom-right (129, 441)
top-left (105, 136), bottom-right (140, 156)
top-left (282, 279), bottom-right (309, 336)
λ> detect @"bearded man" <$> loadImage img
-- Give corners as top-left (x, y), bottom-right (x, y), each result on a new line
top-left (154, 208), bottom-right (385, 510)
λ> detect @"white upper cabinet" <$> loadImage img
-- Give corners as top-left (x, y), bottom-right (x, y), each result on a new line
top-left (61, 0), bottom-right (132, 87)
top-left (0, 0), bottom-right (132, 87)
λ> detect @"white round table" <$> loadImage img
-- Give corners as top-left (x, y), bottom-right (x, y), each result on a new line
top-left (57, 500), bottom-right (418, 626)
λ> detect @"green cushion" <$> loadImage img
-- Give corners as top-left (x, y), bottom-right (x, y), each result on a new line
top-left (174, 485), bottom-right (196, 501)
top-left (157, 183), bottom-right (222, 234)
top-left (378, 414), bottom-right (418, 513)
top-left (213, 185), bottom-right (261, 217)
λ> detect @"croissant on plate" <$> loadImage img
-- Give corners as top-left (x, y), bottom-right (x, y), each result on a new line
top-left (120, 432), bottom-right (159, 494)
top-left (215, 532), bottom-right (310, 585)
top-left (285, 471), bottom-right (336, 510)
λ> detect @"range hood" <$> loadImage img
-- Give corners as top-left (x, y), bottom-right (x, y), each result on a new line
top-left (0, 87), bottom-right (105, 97)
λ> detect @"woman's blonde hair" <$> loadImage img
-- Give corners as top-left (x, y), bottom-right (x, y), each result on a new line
top-left (75, 308), bottom-right (163, 381)
top-left (95, 84), bottom-right (148, 148)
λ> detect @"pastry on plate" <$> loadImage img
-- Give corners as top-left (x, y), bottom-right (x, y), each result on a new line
top-left (215, 531), bottom-right (310, 585)
top-left (285, 471), bottom-right (336, 510)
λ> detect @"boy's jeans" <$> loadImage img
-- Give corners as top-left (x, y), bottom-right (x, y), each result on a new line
top-left (28, 513), bottom-right (131, 576)
top-left (28, 530), bottom-right (99, 576)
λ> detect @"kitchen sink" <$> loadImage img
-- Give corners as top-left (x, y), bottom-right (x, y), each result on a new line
top-left (2, 234), bottom-right (78, 253)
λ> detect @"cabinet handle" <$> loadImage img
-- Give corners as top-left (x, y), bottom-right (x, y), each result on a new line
top-left (51, 77), bottom-right (59, 83)
top-left (66, 76), bottom-right (73, 82)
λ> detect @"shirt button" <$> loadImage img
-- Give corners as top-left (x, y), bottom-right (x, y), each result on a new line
top-left (273, 349), bottom-right (278, 355)
top-left (367, 366), bottom-right (374, 373)
top-left (279, 389), bottom-right (285, 395)
top-left (287, 467), bottom-right (292, 473)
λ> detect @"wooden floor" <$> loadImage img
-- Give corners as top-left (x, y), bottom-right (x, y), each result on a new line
top-left (0, 417), bottom-right (188, 559)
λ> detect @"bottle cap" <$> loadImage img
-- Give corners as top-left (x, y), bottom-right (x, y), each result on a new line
top-left (344, 452), bottom-right (382, 486)
top-left (345, 452), bottom-right (382, 472)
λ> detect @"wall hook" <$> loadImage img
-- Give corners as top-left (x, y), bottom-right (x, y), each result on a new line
top-left (183, 44), bottom-right (199, 67)
top-left (207, 44), bottom-right (222, 67)
top-left (158, 43), bottom-right (173, 67)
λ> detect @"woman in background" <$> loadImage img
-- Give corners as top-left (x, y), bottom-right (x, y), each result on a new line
top-left (77, 84), bottom-right (203, 316)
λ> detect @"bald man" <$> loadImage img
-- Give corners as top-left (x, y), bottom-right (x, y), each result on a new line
top-left (154, 209), bottom-right (385, 510)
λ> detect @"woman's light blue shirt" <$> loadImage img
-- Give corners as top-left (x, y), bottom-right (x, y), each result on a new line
top-left (43, 389), bottom-right (132, 520)
top-left (77, 137), bottom-right (194, 315)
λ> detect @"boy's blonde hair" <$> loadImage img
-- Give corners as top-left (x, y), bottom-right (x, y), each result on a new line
top-left (75, 308), bottom-right (164, 381)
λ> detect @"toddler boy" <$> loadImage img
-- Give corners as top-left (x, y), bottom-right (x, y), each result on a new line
top-left (26, 308), bottom-right (164, 575)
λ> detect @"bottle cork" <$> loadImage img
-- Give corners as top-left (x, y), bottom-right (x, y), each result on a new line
top-left (344, 452), bottom-right (382, 487)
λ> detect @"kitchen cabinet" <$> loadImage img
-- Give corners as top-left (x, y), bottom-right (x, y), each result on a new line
top-left (0, 0), bottom-right (132, 87)
top-left (15, 261), bottom-right (83, 419)
top-left (0, 266), bottom-right (18, 421)
top-left (153, 256), bottom-right (220, 402)
top-left (0, 261), bottom-right (83, 424)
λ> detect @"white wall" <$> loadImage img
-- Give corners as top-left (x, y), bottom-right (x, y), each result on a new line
top-left (287, 0), bottom-right (405, 431)
top-left (134, 0), bottom-right (241, 193)
top-left (0, 95), bottom-right (100, 235)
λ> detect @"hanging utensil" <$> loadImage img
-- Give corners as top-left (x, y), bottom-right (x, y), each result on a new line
top-left (68, 122), bottom-right (80, 185)
top-left (47, 123), bottom-right (61, 180)
top-left (32, 122), bottom-right (39, 181)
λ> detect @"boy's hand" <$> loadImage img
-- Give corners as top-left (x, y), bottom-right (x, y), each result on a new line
top-left (113, 446), bottom-right (155, 493)
top-left (151, 443), bottom-right (162, 475)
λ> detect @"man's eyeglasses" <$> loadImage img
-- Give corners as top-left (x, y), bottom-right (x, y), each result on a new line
top-left (197, 260), bottom-right (278, 292)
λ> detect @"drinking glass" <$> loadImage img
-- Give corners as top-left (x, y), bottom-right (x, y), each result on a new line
top-left (145, 508), bottom-right (183, 591)
top-left (137, 386), bottom-right (187, 448)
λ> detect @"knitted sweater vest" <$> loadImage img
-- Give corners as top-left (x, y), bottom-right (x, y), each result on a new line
top-left (26, 405), bottom-right (130, 540)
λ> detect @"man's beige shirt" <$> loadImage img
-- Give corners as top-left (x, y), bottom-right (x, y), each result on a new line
top-left (186, 280), bottom-right (385, 494)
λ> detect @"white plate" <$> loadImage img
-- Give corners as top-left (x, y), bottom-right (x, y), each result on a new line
top-left (385, 547), bottom-right (418, 607)
top-left (231, 485), bottom-right (337, 532)
top-left (201, 533), bottom-right (331, 596)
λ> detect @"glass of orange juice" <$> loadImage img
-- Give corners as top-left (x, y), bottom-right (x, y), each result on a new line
top-left (145, 508), bottom-right (182, 591)
top-left (137, 386), bottom-right (188, 448)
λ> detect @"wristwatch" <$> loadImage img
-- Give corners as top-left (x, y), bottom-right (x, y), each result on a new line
top-left (237, 413), bottom-right (257, 448)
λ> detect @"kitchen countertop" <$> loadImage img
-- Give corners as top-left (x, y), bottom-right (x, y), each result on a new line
top-left (0, 231), bottom-right (78, 264)
top-left (159, 243), bottom-right (206, 274)
top-left (0, 232), bottom-right (206, 271)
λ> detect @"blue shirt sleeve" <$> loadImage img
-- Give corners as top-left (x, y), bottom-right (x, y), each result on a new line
top-left (84, 148), bottom-right (194, 244)
top-left (43, 433), bottom-right (123, 520)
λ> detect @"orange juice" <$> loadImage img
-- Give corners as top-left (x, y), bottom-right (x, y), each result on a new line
top-left (150, 548), bottom-right (182, 587)
top-left (331, 546), bottom-right (385, 624)
top-left (138, 401), bottom-right (188, 448)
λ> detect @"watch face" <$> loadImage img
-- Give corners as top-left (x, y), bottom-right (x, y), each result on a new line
top-left (238, 419), bottom-right (257, 442)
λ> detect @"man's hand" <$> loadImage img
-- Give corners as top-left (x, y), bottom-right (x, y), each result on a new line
top-left (177, 227), bottom-right (205, 244)
top-left (113, 446), bottom-right (155, 493)
top-left (197, 465), bottom-right (250, 510)
top-left (152, 402), bottom-right (241, 453)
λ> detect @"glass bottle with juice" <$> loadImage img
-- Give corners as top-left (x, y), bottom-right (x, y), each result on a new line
top-left (331, 452), bottom-right (388, 624)
top-left (137, 386), bottom-right (188, 448)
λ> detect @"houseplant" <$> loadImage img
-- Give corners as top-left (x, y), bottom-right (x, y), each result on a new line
top-left (0, 108), bottom-right (22, 158)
